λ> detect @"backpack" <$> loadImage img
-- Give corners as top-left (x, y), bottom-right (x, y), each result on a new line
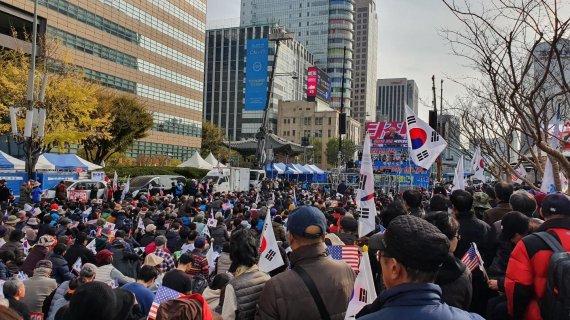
top-left (533, 231), bottom-right (570, 320)
top-left (191, 274), bottom-right (209, 294)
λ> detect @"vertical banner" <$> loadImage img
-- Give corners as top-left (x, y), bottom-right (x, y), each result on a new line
top-left (307, 66), bottom-right (318, 101)
top-left (245, 38), bottom-right (269, 111)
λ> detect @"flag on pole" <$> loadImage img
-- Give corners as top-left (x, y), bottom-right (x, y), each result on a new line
top-left (405, 105), bottom-right (447, 169)
top-left (357, 132), bottom-right (377, 238)
top-left (327, 245), bottom-right (360, 273)
top-left (345, 254), bottom-right (377, 319)
top-left (72, 257), bottom-right (82, 273)
top-left (205, 244), bottom-right (220, 276)
top-left (258, 212), bottom-right (285, 273)
top-left (541, 157), bottom-right (557, 194)
top-left (511, 165), bottom-right (527, 184)
top-left (148, 286), bottom-right (183, 320)
top-left (293, 188), bottom-right (298, 207)
top-left (461, 243), bottom-right (483, 272)
top-left (471, 147), bottom-right (485, 181)
top-left (112, 171), bottom-right (118, 192)
top-left (137, 217), bottom-right (145, 235)
top-left (120, 176), bottom-right (130, 201)
top-left (451, 156), bottom-right (465, 191)
top-left (22, 240), bottom-right (30, 256)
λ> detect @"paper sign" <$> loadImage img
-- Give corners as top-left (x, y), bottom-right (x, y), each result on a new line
top-left (91, 172), bottom-right (106, 181)
top-left (69, 190), bottom-right (88, 202)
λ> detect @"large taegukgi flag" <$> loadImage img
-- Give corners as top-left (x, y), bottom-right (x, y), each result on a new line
top-left (404, 105), bottom-right (447, 169)
top-left (357, 132), bottom-right (377, 238)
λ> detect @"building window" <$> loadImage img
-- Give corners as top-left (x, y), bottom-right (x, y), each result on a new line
top-left (292, 130), bottom-right (296, 136)
top-left (304, 130), bottom-right (311, 137)
top-left (328, 130), bottom-right (331, 137)
top-left (315, 117), bottom-right (323, 125)
top-left (304, 117), bottom-right (312, 125)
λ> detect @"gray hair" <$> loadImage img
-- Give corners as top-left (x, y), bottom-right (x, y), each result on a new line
top-left (509, 190), bottom-right (537, 217)
top-left (3, 279), bottom-right (24, 298)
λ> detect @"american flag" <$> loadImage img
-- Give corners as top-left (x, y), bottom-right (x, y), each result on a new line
top-left (461, 242), bottom-right (483, 272)
top-left (147, 286), bottom-right (182, 320)
top-left (327, 245), bottom-right (360, 272)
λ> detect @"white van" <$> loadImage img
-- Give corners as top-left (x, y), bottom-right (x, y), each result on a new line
top-left (43, 180), bottom-right (107, 201)
top-left (201, 168), bottom-right (265, 193)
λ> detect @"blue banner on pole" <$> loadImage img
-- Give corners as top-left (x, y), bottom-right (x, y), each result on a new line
top-left (245, 38), bottom-right (269, 111)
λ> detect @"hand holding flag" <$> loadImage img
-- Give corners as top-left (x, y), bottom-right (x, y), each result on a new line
top-left (258, 213), bottom-right (285, 273)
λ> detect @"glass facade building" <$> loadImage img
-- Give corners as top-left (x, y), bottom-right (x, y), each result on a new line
top-left (0, 0), bottom-right (206, 160)
top-left (376, 78), bottom-right (419, 122)
top-left (204, 24), bottom-right (314, 140)
top-left (240, 0), bottom-right (354, 111)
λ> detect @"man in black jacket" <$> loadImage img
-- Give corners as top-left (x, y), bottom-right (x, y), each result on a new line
top-left (450, 190), bottom-right (493, 316)
top-left (64, 232), bottom-right (97, 267)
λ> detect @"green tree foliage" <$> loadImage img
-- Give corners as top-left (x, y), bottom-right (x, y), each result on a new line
top-left (326, 137), bottom-right (356, 166)
top-left (82, 93), bottom-right (153, 164)
top-left (200, 121), bottom-right (233, 162)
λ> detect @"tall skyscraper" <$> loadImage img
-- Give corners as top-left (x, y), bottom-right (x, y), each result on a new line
top-left (352, 0), bottom-right (378, 126)
top-left (376, 78), bottom-right (419, 122)
top-left (240, 0), bottom-right (354, 111)
top-left (204, 24), bottom-right (314, 140)
top-left (0, 0), bottom-right (206, 160)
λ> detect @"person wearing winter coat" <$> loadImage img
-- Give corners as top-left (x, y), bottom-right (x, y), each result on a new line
top-left (22, 260), bottom-right (57, 313)
top-left (19, 183), bottom-right (31, 207)
top-left (49, 243), bottom-right (76, 284)
top-left (139, 224), bottom-right (157, 247)
top-left (31, 182), bottom-right (42, 204)
top-left (107, 231), bottom-right (141, 279)
top-left (0, 250), bottom-right (13, 279)
top-left (165, 222), bottom-right (182, 253)
top-left (46, 263), bottom-right (97, 320)
top-left (55, 181), bottom-right (67, 202)
top-left (94, 249), bottom-right (134, 286)
top-left (216, 243), bottom-right (232, 275)
top-left (0, 230), bottom-right (26, 272)
top-left (271, 216), bottom-right (287, 244)
top-left (355, 216), bottom-right (483, 320)
top-left (426, 211), bottom-right (473, 310)
top-left (63, 232), bottom-right (97, 268)
top-left (210, 218), bottom-right (230, 251)
top-left (21, 235), bottom-right (56, 277)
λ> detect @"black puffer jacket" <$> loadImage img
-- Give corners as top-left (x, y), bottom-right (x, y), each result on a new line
top-left (209, 224), bottom-right (229, 248)
top-left (436, 253), bottom-right (473, 310)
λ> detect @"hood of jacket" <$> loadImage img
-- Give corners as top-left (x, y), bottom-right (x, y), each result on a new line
top-left (436, 253), bottom-right (466, 285)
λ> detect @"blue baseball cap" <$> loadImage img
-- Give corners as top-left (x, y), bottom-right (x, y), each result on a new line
top-left (542, 192), bottom-right (570, 217)
top-left (286, 206), bottom-right (327, 238)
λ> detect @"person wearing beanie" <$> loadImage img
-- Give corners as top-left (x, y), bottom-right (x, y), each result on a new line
top-left (187, 236), bottom-right (209, 278)
top-left (22, 260), bottom-right (57, 313)
top-left (63, 232), bottom-right (97, 269)
top-left (94, 249), bottom-right (134, 286)
top-left (357, 215), bottom-right (483, 320)
top-left (46, 263), bottom-right (97, 320)
top-left (257, 206), bottom-right (354, 320)
top-left (21, 235), bottom-right (56, 277)
top-left (506, 192), bottom-right (570, 320)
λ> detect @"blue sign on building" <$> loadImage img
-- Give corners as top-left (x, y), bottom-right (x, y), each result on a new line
top-left (245, 39), bottom-right (269, 111)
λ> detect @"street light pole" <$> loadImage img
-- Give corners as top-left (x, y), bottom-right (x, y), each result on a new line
top-left (338, 46), bottom-right (347, 167)
top-left (255, 25), bottom-right (293, 169)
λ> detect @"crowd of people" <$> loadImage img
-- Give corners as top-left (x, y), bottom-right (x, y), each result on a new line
top-left (0, 177), bottom-right (568, 320)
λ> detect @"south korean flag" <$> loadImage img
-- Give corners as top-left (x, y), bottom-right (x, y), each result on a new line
top-left (258, 213), bottom-right (284, 273)
top-left (405, 105), bottom-right (447, 169)
top-left (344, 254), bottom-right (377, 319)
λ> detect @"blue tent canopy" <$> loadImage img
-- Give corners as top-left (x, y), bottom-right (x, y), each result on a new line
top-left (0, 151), bottom-right (24, 170)
top-left (38, 153), bottom-right (103, 171)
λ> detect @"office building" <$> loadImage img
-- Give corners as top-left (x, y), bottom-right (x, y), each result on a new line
top-left (277, 99), bottom-right (361, 169)
top-left (204, 24), bottom-right (314, 140)
top-left (0, 0), bottom-right (206, 160)
top-left (376, 78), bottom-right (419, 122)
top-left (352, 0), bottom-right (378, 125)
top-left (240, 0), bottom-right (354, 111)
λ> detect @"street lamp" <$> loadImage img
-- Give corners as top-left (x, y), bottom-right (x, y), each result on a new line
top-left (8, 0), bottom-right (47, 179)
top-left (254, 25), bottom-right (294, 169)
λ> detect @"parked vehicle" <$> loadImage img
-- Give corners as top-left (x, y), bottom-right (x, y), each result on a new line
top-left (201, 168), bottom-right (265, 193)
top-left (129, 175), bottom-right (185, 197)
top-left (43, 180), bottom-right (107, 201)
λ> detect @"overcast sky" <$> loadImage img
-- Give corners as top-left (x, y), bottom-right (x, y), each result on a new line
top-left (206, 0), bottom-right (473, 119)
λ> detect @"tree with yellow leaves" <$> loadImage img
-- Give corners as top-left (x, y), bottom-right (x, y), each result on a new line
top-left (0, 47), bottom-right (109, 173)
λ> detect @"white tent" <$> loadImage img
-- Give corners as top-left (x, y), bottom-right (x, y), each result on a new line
top-left (178, 152), bottom-right (213, 169)
top-left (35, 153), bottom-right (103, 171)
top-left (205, 152), bottom-right (227, 168)
top-left (0, 151), bottom-right (25, 170)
